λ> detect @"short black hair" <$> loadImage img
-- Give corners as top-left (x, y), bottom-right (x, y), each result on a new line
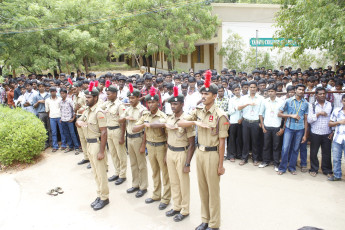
top-left (266, 84), bottom-right (277, 91)
top-left (232, 84), bottom-right (240, 90)
top-left (60, 88), bottom-right (68, 94)
top-left (286, 85), bottom-right (295, 92)
top-left (249, 81), bottom-right (258, 86)
top-left (315, 87), bottom-right (326, 95)
top-left (295, 84), bottom-right (306, 90)
top-left (181, 83), bottom-right (188, 89)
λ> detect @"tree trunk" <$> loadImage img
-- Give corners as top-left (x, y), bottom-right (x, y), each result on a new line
top-left (154, 53), bottom-right (158, 75)
top-left (12, 69), bottom-right (16, 78)
top-left (57, 59), bottom-right (62, 73)
top-left (167, 60), bottom-right (173, 71)
top-left (146, 55), bottom-right (151, 73)
top-left (83, 56), bottom-right (89, 74)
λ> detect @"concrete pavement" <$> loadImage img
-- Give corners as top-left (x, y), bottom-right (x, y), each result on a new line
top-left (0, 148), bottom-right (344, 230)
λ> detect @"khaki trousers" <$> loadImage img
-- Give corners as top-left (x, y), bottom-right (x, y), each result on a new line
top-left (196, 148), bottom-right (221, 228)
top-left (166, 149), bottom-right (190, 215)
top-left (87, 141), bottom-right (109, 200)
top-left (127, 136), bottom-right (148, 190)
top-left (146, 144), bottom-right (171, 204)
top-left (77, 126), bottom-right (88, 160)
top-left (107, 128), bottom-right (127, 178)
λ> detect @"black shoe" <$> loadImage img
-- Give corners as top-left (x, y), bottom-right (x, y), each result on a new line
top-left (108, 175), bottom-right (119, 182)
top-left (174, 213), bottom-right (189, 222)
top-left (136, 189), bottom-right (147, 198)
top-left (87, 163), bottom-right (91, 169)
top-left (90, 197), bottom-right (100, 208)
top-left (195, 223), bottom-right (208, 230)
top-left (93, 199), bottom-right (109, 211)
top-left (127, 187), bottom-right (139, 193)
top-left (145, 198), bottom-right (159, 204)
top-left (78, 159), bottom-right (89, 165)
top-left (115, 178), bottom-right (126, 185)
top-left (158, 202), bottom-right (168, 210)
top-left (166, 209), bottom-right (180, 217)
top-left (206, 228), bottom-right (219, 230)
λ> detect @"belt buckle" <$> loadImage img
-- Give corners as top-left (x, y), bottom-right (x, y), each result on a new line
top-left (199, 145), bottom-right (205, 151)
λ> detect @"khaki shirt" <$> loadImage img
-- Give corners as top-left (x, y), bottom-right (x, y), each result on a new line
top-left (74, 91), bottom-right (86, 116)
top-left (135, 109), bottom-right (167, 142)
top-left (80, 102), bottom-right (107, 139)
top-left (184, 103), bottom-right (229, 147)
top-left (101, 99), bottom-right (125, 127)
top-left (121, 103), bottom-right (147, 134)
top-left (166, 112), bottom-right (195, 147)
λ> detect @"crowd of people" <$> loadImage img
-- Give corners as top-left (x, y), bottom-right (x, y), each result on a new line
top-left (1, 65), bottom-right (345, 230)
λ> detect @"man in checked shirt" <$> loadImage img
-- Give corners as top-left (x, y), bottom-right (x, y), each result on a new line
top-left (328, 94), bottom-right (345, 181)
top-left (307, 87), bottom-right (334, 179)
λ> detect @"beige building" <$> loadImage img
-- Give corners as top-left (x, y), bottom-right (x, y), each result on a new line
top-left (153, 3), bottom-right (280, 72)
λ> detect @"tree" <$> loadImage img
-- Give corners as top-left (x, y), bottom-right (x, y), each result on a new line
top-left (113, 0), bottom-right (219, 71)
top-left (218, 30), bottom-right (244, 71)
top-left (275, 0), bottom-right (345, 62)
top-left (0, 0), bottom-right (118, 74)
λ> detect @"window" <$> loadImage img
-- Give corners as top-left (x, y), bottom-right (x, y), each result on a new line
top-left (196, 45), bottom-right (204, 63)
top-left (179, 54), bottom-right (188, 63)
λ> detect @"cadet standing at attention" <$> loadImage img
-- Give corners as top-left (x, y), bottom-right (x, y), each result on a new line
top-left (119, 83), bottom-right (148, 198)
top-left (74, 82), bottom-right (90, 168)
top-left (178, 70), bottom-right (229, 230)
top-left (76, 82), bottom-right (109, 211)
top-left (133, 87), bottom-right (171, 210)
top-left (165, 86), bottom-right (195, 222)
top-left (101, 80), bottom-right (127, 185)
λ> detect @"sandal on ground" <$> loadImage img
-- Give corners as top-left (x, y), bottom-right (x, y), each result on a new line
top-left (230, 158), bottom-right (235, 162)
top-left (277, 171), bottom-right (284, 175)
top-left (54, 187), bottom-right (64, 194)
top-left (301, 166), bottom-right (308, 173)
top-left (309, 171), bottom-right (317, 177)
top-left (239, 160), bottom-right (246, 166)
top-left (290, 171), bottom-right (297, 175)
top-left (47, 189), bottom-right (58, 196)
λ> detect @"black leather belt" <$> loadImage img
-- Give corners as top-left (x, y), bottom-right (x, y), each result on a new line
top-left (86, 138), bottom-right (100, 143)
top-left (168, 144), bottom-right (189, 152)
top-left (127, 132), bottom-right (144, 138)
top-left (77, 115), bottom-right (82, 118)
top-left (107, 126), bottom-right (120, 130)
top-left (198, 144), bottom-right (218, 152)
top-left (244, 118), bottom-right (259, 123)
top-left (147, 141), bottom-right (166, 147)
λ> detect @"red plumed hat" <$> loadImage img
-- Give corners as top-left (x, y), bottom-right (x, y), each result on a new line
top-left (204, 70), bottom-right (211, 89)
top-left (173, 86), bottom-right (178, 97)
top-left (94, 80), bottom-right (99, 87)
top-left (68, 78), bottom-right (73, 85)
top-left (129, 83), bottom-right (134, 93)
top-left (105, 80), bottom-right (110, 88)
top-left (149, 86), bottom-right (155, 97)
top-left (88, 82), bottom-right (94, 92)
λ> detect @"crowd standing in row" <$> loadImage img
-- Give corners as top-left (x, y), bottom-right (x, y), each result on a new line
top-left (1, 65), bottom-right (345, 230)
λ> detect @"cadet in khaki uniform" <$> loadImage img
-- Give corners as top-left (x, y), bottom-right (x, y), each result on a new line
top-left (101, 82), bottom-right (127, 185)
top-left (119, 83), bottom-right (148, 198)
top-left (133, 87), bottom-right (171, 210)
top-left (165, 87), bottom-right (195, 222)
top-left (74, 82), bottom-right (90, 167)
top-left (178, 71), bottom-right (229, 230)
top-left (76, 83), bottom-right (109, 211)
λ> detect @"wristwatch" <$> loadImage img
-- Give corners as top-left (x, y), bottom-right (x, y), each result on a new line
top-left (185, 163), bottom-right (190, 167)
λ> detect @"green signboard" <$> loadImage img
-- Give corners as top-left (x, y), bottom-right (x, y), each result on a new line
top-left (249, 38), bottom-right (299, 47)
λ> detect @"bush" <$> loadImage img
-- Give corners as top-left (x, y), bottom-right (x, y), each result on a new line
top-left (0, 107), bottom-right (46, 166)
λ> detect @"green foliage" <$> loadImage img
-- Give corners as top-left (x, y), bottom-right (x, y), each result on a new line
top-left (219, 30), bottom-right (244, 71)
top-left (113, 0), bottom-right (219, 70)
top-left (275, 0), bottom-right (345, 62)
top-left (240, 48), bottom-right (275, 72)
top-left (213, 0), bottom-right (282, 3)
top-left (0, 107), bottom-right (46, 166)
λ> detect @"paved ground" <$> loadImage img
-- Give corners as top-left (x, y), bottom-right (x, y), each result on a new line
top-left (1, 148), bottom-right (345, 230)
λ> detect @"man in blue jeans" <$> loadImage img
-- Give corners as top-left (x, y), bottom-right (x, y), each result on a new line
top-left (277, 84), bottom-right (308, 175)
top-left (60, 88), bottom-right (80, 153)
top-left (328, 94), bottom-right (345, 181)
top-left (45, 87), bottom-right (63, 152)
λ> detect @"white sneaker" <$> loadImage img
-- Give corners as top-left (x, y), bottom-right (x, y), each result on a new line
top-left (274, 166), bottom-right (279, 172)
top-left (258, 163), bottom-right (268, 168)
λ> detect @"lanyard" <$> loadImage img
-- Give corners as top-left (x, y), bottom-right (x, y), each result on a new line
top-left (294, 99), bottom-right (303, 115)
